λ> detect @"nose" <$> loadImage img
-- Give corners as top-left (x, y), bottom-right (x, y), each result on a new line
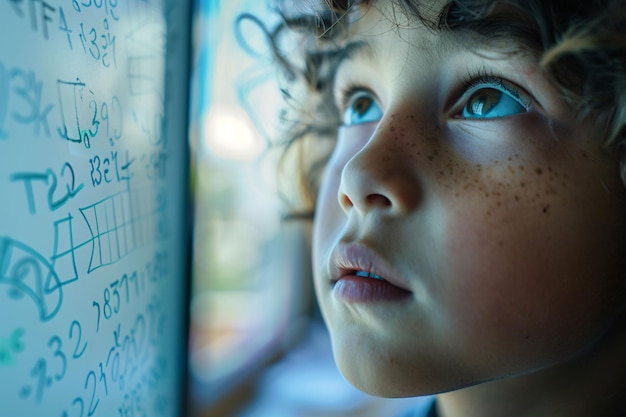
top-left (338, 117), bottom-right (422, 216)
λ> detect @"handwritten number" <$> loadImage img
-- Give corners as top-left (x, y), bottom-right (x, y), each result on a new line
top-left (72, 397), bottom-right (85, 417)
top-left (110, 281), bottom-right (120, 313)
top-left (30, 358), bottom-right (47, 403)
top-left (92, 301), bottom-right (101, 332)
top-left (100, 101), bottom-right (109, 139)
top-left (90, 156), bottom-right (101, 187)
top-left (48, 336), bottom-right (67, 381)
top-left (88, 99), bottom-right (99, 137)
top-left (108, 0), bottom-right (119, 21)
top-left (103, 288), bottom-right (112, 319)
top-left (85, 371), bottom-right (99, 416)
top-left (88, 28), bottom-right (100, 60)
top-left (120, 273), bottom-right (129, 303)
top-left (98, 362), bottom-right (108, 395)
top-left (60, 162), bottom-right (84, 198)
top-left (79, 23), bottom-right (87, 54)
top-left (69, 320), bottom-right (87, 359)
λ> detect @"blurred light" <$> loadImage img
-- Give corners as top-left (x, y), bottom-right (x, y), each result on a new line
top-left (202, 105), bottom-right (263, 160)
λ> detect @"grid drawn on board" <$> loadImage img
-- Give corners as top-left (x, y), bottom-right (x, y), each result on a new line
top-left (79, 188), bottom-right (167, 273)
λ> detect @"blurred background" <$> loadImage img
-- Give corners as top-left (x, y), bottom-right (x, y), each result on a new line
top-left (186, 1), bottom-right (424, 415)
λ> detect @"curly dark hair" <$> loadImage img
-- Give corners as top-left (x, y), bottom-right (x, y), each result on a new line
top-left (240, 0), bottom-right (626, 219)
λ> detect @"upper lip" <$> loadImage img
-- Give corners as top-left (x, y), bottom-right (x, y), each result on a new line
top-left (329, 243), bottom-right (412, 292)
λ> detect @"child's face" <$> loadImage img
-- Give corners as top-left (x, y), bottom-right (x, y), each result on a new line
top-left (312, 4), bottom-right (626, 396)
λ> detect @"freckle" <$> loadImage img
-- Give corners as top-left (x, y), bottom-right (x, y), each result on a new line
top-left (520, 182), bottom-right (526, 187)
top-left (486, 211), bottom-right (492, 216)
top-left (428, 156), bottom-right (434, 161)
top-left (508, 157), bottom-right (513, 162)
top-left (439, 171), bottom-right (445, 176)
top-left (497, 201), bottom-right (501, 207)
top-left (390, 126), bottom-right (395, 132)
top-left (581, 152), bottom-right (589, 158)
top-left (455, 192), bottom-right (460, 197)
top-left (542, 205), bottom-right (550, 214)
top-left (484, 193), bottom-right (490, 197)
top-left (535, 168), bottom-right (543, 175)
top-left (518, 165), bottom-right (525, 171)
top-left (514, 195), bottom-right (520, 202)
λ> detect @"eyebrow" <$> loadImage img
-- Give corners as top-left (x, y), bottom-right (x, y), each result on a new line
top-left (334, 39), bottom-right (375, 72)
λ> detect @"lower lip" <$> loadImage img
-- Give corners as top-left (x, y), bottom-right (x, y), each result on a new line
top-left (332, 275), bottom-right (411, 303)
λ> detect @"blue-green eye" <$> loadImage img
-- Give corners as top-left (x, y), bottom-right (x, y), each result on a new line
top-left (461, 84), bottom-right (529, 119)
top-left (342, 91), bottom-right (383, 126)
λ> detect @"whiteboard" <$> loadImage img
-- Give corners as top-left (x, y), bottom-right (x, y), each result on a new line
top-left (0, 0), bottom-right (192, 416)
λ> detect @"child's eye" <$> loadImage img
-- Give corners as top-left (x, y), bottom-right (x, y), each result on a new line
top-left (458, 79), bottom-right (530, 120)
top-left (342, 90), bottom-right (383, 126)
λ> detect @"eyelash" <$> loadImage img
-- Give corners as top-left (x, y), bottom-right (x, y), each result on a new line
top-left (460, 68), bottom-right (530, 109)
top-left (338, 83), bottom-right (375, 115)
top-left (337, 69), bottom-right (530, 121)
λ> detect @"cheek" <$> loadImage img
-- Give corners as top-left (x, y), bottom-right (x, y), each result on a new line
top-left (437, 151), bottom-right (626, 363)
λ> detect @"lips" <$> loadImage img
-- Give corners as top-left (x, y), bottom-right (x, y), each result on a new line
top-left (330, 244), bottom-right (412, 302)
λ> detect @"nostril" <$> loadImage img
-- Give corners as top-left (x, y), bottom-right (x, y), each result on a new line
top-left (365, 193), bottom-right (392, 208)
top-left (340, 194), bottom-right (353, 209)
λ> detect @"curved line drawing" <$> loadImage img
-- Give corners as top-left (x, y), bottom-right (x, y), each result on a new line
top-left (0, 237), bottom-right (63, 322)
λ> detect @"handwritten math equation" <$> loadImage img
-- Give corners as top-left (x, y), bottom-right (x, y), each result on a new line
top-left (0, 0), bottom-right (184, 416)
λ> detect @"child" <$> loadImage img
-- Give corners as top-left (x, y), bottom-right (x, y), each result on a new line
top-left (255, 0), bottom-right (626, 415)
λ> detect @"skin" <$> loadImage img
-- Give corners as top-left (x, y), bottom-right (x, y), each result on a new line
top-left (311, 3), bottom-right (626, 416)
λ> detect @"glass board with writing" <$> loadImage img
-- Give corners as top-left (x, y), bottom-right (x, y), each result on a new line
top-left (0, 0), bottom-right (191, 416)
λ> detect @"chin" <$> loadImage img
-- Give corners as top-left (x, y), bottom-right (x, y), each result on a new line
top-left (329, 336), bottom-right (466, 398)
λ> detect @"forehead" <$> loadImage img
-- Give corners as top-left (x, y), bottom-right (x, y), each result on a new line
top-left (335, 3), bottom-right (459, 85)
top-left (342, 2), bottom-right (463, 63)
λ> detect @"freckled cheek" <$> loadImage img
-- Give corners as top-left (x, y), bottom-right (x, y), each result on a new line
top-left (434, 159), bottom-right (624, 353)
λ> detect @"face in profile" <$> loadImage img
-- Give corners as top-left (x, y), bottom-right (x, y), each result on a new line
top-left (311, 3), bottom-right (626, 397)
